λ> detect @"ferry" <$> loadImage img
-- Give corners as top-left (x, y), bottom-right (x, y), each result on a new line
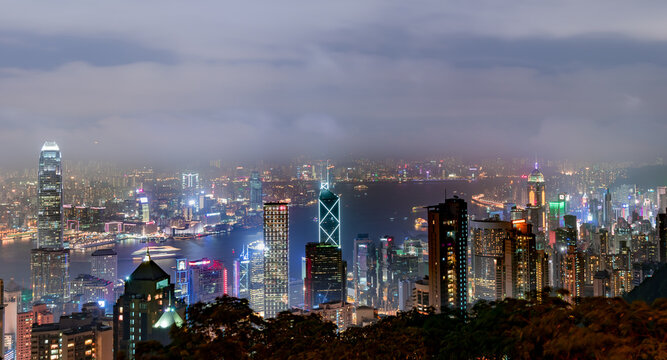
top-left (354, 184), bottom-right (369, 191)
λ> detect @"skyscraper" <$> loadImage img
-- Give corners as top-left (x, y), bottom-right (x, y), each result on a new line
top-left (353, 234), bottom-right (377, 307)
top-left (603, 188), bottom-right (613, 229)
top-left (249, 171), bottom-right (263, 211)
top-left (304, 242), bottom-right (346, 310)
top-left (113, 251), bottom-right (183, 359)
top-left (318, 183), bottom-right (341, 248)
top-left (263, 203), bottom-right (289, 318)
top-left (32, 142), bottom-right (69, 308)
top-left (37, 141), bottom-right (63, 249)
top-left (248, 241), bottom-right (265, 314)
top-left (526, 163), bottom-right (546, 232)
top-left (427, 197), bottom-right (468, 314)
top-left (470, 219), bottom-right (511, 301)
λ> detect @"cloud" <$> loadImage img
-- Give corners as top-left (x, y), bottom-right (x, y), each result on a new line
top-left (0, 1), bottom-right (666, 166)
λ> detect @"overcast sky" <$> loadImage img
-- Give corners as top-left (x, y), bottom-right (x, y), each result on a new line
top-left (1, 1), bottom-right (667, 167)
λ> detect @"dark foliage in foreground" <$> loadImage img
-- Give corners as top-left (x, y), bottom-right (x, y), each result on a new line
top-left (135, 295), bottom-right (667, 360)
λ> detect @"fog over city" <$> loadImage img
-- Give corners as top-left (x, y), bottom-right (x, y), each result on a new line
top-left (1, 1), bottom-right (667, 166)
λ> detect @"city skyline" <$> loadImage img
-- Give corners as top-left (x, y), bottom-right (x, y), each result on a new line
top-left (1, 2), bottom-right (667, 358)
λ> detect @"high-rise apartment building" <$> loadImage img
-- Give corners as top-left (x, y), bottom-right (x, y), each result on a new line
top-left (263, 203), bottom-right (289, 318)
top-left (427, 197), bottom-right (468, 314)
top-left (30, 304), bottom-right (112, 360)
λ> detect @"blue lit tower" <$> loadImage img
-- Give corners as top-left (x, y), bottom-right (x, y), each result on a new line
top-left (427, 197), bottom-right (468, 315)
top-left (37, 141), bottom-right (63, 248)
top-left (318, 182), bottom-right (340, 248)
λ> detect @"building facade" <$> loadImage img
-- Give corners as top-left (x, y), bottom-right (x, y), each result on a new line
top-left (263, 203), bottom-right (289, 318)
top-left (427, 197), bottom-right (468, 315)
top-left (304, 243), bottom-right (346, 310)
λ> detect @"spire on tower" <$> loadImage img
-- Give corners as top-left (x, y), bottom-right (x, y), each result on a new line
top-left (143, 247), bottom-right (151, 262)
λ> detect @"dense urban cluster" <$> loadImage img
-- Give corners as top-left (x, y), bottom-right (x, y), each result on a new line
top-left (0, 142), bottom-right (665, 359)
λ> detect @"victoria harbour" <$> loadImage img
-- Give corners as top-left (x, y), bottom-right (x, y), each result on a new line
top-left (0, 181), bottom-right (488, 286)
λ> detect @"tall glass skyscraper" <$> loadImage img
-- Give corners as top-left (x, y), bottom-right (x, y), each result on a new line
top-left (318, 183), bottom-right (340, 248)
top-left (32, 142), bottom-right (69, 307)
top-left (304, 242), bottom-right (346, 310)
top-left (37, 141), bottom-right (63, 249)
top-left (263, 203), bottom-right (289, 318)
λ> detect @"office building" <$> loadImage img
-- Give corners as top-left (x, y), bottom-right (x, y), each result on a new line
top-left (603, 189), bottom-right (613, 229)
top-left (304, 243), bottom-right (346, 310)
top-left (427, 197), bottom-right (468, 314)
top-left (318, 182), bottom-right (341, 248)
top-left (183, 258), bottom-right (228, 304)
top-left (71, 274), bottom-right (114, 311)
top-left (33, 142), bottom-right (70, 310)
top-left (263, 203), bottom-right (289, 318)
top-left (30, 248), bottom-right (69, 306)
top-left (249, 171), bottom-right (263, 211)
top-left (353, 234), bottom-right (377, 307)
top-left (248, 241), bottom-right (265, 314)
top-left (37, 141), bottom-right (63, 249)
top-left (113, 251), bottom-right (183, 359)
top-left (91, 248), bottom-right (118, 283)
top-left (526, 164), bottom-right (546, 232)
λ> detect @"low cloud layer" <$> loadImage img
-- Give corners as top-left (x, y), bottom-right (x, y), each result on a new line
top-left (1, 1), bottom-right (666, 167)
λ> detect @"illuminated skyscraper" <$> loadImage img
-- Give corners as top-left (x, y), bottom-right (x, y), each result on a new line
top-left (113, 251), bottom-right (183, 359)
top-left (249, 171), bottom-right (263, 211)
top-left (526, 163), bottom-right (546, 232)
top-left (427, 197), bottom-right (468, 314)
top-left (318, 183), bottom-right (341, 248)
top-left (263, 203), bottom-right (289, 318)
top-left (181, 173), bottom-right (199, 190)
top-left (506, 220), bottom-right (538, 300)
top-left (353, 234), bottom-right (377, 307)
top-left (470, 219), bottom-right (511, 301)
top-left (37, 141), bottom-right (63, 249)
top-left (304, 243), bottom-right (346, 310)
top-left (136, 190), bottom-right (150, 223)
top-left (32, 142), bottom-right (69, 308)
top-left (248, 241), bottom-right (265, 314)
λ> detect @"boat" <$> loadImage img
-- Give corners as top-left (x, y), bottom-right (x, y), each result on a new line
top-left (354, 184), bottom-right (369, 191)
